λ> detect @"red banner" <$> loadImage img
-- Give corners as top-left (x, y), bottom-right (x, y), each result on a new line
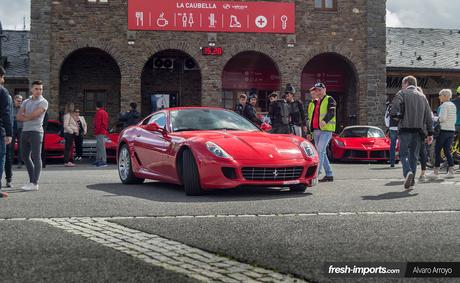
top-left (128, 0), bottom-right (295, 34)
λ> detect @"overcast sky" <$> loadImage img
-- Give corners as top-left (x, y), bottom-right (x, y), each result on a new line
top-left (0, 0), bottom-right (459, 30)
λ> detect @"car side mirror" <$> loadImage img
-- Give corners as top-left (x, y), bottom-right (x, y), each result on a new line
top-left (260, 122), bottom-right (272, 132)
top-left (143, 123), bottom-right (161, 132)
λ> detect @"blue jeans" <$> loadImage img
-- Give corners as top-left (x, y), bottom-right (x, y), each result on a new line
top-left (389, 129), bottom-right (398, 166)
top-left (435, 131), bottom-right (455, 168)
top-left (398, 131), bottom-right (422, 177)
top-left (314, 130), bottom-right (333, 177)
top-left (0, 137), bottom-right (6, 189)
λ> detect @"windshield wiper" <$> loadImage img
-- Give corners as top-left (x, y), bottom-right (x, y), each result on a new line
top-left (210, 128), bottom-right (241, 131)
top-left (174, 128), bottom-right (202, 132)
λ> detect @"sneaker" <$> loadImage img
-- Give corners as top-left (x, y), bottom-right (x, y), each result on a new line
top-left (404, 172), bottom-right (414, 189)
top-left (319, 176), bottom-right (333, 182)
top-left (446, 167), bottom-right (455, 179)
top-left (0, 191), bottom-right (8, 198)
top-left (419, 175), bottom-right (426, 182)
top-left (64, 162), bottom-right (76, 167)
top-left (92, 160), bottom-right (100, 166)
top-left (6, 181), bottom-right (11, 188)
top-left (22, 183), bottom-right (39, 191)
top-left (96, 162), bottom-right (108, 168)
top-left (427, 167), bottom-right (439, 180)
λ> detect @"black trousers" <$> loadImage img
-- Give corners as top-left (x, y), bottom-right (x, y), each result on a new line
top-left (5, 144), bottom-right (12, 182)
top-left (64, 133), bottom-right (76, 163)
top-left (75, 134), bottom-right (84, 158)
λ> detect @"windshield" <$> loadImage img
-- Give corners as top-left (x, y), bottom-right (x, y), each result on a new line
top-left (170, 109), bottom-right (260, 132)
top-left (340, 127), bottom-right (385, 138)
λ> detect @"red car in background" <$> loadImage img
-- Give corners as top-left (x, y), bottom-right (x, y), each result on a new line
top-left (15, 120), bottom-right (120, 161)
top-left (327, 126), bottom-right (398, 162)
top-left (117, 107), bottom-right (319, 195)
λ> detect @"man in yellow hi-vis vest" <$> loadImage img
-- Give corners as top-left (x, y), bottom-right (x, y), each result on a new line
top-left (308, 82), bottom-right (336, 182)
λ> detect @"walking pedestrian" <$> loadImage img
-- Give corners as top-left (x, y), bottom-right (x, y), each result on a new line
top-left (16, 80), bottom-right (48, 191)
top-left (307, 82), bottom-right (336, 182)
top-left (234, 92), bottom-right (247, 116)
top-left (428, 89), bottom-right (457, 179)
top-left (118, 102), bottom-right (140, 128)
top-left (451, 86), bottom-right (460, 170)
top-left (285, 84), bottom-right (307, 137)
top-left (4, 90), bottom-right (13, 188)
top-left (268, 92), bottom-right (290, 134)
top-left (0, 67), bottom-right (13, 198)
top-left (74, 108), bottom-right (87, 161)
top-left (243, 93), bottom-right (262, 126)
top-left (63, 102), bottom-right (79, 167)
top-left (385, 97), bottom-right (399, 168)
top-left (12, 95), bottom-right (24, 168)
top-left (93, 101), bottom-right (109, 167)
top-left (390, 76), bottom-right (433, 189)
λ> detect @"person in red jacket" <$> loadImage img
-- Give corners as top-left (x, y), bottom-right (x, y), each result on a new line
top-left (93, 101), bottom-right (109, 167)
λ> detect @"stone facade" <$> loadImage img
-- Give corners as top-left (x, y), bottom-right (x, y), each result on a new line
top-left (30, 0), bottom-right (387, 129)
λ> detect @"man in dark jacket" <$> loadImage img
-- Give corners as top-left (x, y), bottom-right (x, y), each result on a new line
top-left (390, 76), bottom-right (433, 190)
top-left (285, 84), bottom-right (306, 136)
top-left (0, 67), bottom-right (13, 198)
top-left (268, 92), bottom-right (290, 134)
top-left (119, 102), bottom-right (140, 128)
top-left (234, 92), bottom-right (247, 116)
top-left (243, 93), bottom-right (262, 126)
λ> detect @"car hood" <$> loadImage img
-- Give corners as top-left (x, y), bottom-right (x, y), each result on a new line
top-left (178, 131), bottom-right (304, 161)
top-left (337, 137), bottom-right (390, 149)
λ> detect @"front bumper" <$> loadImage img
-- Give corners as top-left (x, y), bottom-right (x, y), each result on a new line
top-left (196, 157), bottom-right (319, 190)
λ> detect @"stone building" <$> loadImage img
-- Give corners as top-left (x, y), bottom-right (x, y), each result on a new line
top-left (30, 0), bottom-right (387, 132)
top-left (386, 27), bottom-right (460, 110)
top-left (0, 23), bottom-right (30, 97)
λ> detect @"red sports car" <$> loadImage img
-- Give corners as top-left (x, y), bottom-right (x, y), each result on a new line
top-left (327, 126), bottom-right (398, 162)
top-left (117, 107), bottom-right (319, 195)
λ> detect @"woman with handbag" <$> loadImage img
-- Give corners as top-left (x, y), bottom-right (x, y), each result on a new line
top-left (74, 108), bottom-right (87, 161)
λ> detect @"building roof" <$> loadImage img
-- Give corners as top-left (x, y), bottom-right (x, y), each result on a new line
top-left (1, 30), bottom-right (29, 78)
top-left (387, 27), bottom-right (460, 71)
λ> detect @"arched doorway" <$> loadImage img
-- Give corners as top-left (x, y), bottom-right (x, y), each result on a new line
top-left (59, 48), bottom-right (121, 135)
top-left (141, 50), bottom-right (201, 116)
top-left (301, 53), bottom-right (358, 131)
top-left (222, 51), bottom-right (280, 112)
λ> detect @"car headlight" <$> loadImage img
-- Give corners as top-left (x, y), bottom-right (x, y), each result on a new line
top-left (335, 139), bottom-right (345, 146)
top-left (301, 141), bottom-right (317, 157)
top-left (206, 141), bottom-right (231, 159)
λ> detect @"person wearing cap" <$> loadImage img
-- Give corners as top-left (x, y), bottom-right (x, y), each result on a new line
top-left (307, 82), bottom-right (336, 182)
top-left (234, 92), bottom-right (247, 116)
top-left (243, 92), bottom-right (262, 126)
top-left (268, 92), bottom-right (290, 134)
top-left (0, 67), bottom-right (13, 198)
top-left (284, 84), bottom-right (306, 137)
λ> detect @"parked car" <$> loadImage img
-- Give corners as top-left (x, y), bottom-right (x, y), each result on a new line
top-left (117, 107), bottom-right (319, 195)
top-left (327, 125), bottom-right (399, 162)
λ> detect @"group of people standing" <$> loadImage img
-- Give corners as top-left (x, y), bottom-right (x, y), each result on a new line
top-left (387, 75), bottom-right (459, 189)
top-left (234, 82), bottom-right (337, 183)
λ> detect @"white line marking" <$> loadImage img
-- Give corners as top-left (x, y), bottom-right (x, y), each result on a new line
top-left (34, 217), bottom-right (305, 283)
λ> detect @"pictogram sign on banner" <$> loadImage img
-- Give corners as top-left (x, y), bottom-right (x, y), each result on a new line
top-left (128, 0), bottom-right (295, 34)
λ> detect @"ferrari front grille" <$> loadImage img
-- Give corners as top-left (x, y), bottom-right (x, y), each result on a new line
top-left (241, 167), bottom-right (303, 181)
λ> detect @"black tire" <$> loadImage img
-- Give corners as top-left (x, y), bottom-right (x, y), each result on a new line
top-left (182, 149), bottom-right (204, 196)
top-left (118, 144), bottom-right (144, 184)
top-left (290, 184), bottom-right (307, 192)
